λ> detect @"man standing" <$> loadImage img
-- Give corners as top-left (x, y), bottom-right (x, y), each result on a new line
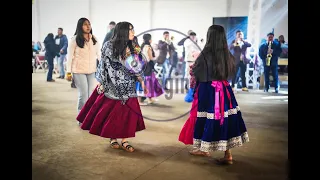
top-left (183, 32), bottom-right (200, 102)
top-left (230, 30), bottom-right (251, 92)
top-left (177, 30), bottom-right (193, 79)
top-left (103, 21), bottom-right (116, 45)
top-left (157, 31), bottom-right (175, 90)
top-left (259, 32), bottom-right (282, 93)
top-left (184, 32), bottom-right (199, 85)
top-left (54, 27), bottom-right (68, 79)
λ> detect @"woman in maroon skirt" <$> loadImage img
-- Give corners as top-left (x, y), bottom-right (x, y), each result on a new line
top-left (77, 22), bottom-right (147, 152)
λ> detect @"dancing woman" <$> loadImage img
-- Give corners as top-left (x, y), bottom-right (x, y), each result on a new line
top-left (76, 22), bottom-right (147, 153)
top-left (140, 33), bottom-right (164, 104)
top-left (179, 25), bottom-right (249, 165)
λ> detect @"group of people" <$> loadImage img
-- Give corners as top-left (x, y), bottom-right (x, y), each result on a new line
top-left (38, 16), bottom-right (286, 164)
top-left (52, 17), bottom-right (250, 164)
top-left (227, 30), bottom-right (284, 93)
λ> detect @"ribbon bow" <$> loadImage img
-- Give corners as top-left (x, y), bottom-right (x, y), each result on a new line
top-left (211, 81), bottom-right (233, 126)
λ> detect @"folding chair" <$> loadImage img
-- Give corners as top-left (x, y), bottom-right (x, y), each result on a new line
top-left (35, 55), bottom-right (47, 72)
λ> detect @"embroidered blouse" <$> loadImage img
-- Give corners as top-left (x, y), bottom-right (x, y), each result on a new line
top-left (96, 41), bottom-right (142, 104)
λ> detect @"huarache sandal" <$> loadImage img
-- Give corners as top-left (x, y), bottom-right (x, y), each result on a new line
top-left (110, 139), bottom-right (120, 149)
top-left (121, 141), bottom-right (135, 152)
top-left (216, 158), bottom-right (233, 165)
top-left (189, 149), bottom-right (210, 157)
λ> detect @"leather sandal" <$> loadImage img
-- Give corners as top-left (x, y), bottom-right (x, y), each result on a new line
top-left (189, 149), bottom-right (210, 157)
top-left (216, 157), bottom-right (233, 165)
top-left (121, 141), bottom-right (135, 152)
top-left (110, 139), bottom-right (120, 149)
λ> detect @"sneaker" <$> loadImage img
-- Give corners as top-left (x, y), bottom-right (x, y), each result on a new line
top-left (242, 87), bottom-right (248, 91)
top-left (47, 79), bottom-right (55, 82)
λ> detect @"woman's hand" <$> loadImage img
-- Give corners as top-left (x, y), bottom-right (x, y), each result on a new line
top-left (66, 73), bottom-right (72, 81)
top-left (97, 83), bottom-right (104, 94)
top-left (192, 51), bottom-right (200, 59)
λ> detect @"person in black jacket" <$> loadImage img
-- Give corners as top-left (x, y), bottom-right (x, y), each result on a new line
top-left (44, 33), bottom-right (58, 82)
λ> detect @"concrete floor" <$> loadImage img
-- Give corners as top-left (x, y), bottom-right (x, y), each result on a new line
top-left (32, 72), bottom-right (288, 180)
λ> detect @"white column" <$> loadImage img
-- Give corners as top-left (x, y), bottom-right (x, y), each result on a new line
top-left (246, 0), bottom-right (263, 89)
top-left (32, 0), bottom-right (41, 41)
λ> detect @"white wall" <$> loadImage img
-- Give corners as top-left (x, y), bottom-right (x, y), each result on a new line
top-left (32, 0), bottom-right (288, 44)
top-left (260, 0), bottom-right (288, 42)
top-left (32, 0), bottom-right (90, 42)
top-left (90, 0), bottom-right (151, 44)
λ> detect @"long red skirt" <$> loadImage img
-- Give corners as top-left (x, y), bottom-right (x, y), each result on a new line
top-left (178, 87), bottom-right (198, 145)
top-left (77, 87), bottom-right (146, 139)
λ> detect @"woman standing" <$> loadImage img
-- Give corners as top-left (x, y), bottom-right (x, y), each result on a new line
top-left (179, 25), bottom-right (249, 165)
top-left (66, 17), bottom-right (101, 114)
top-left (77, 22), bottom-right (147, 152)
top-left (140, 33), bottom-right (164, 104)
top-left (43, 33), bottom-right (58, 82)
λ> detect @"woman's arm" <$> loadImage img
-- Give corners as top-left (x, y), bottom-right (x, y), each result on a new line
top-left (147, 46), bottom-right (153, 61)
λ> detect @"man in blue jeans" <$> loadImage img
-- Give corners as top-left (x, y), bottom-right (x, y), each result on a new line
top-left (259, 32), bottom-right (282, 93)
top-left (157, 31), bottom-right (175, 90)
top-left (54, 27), bottom-right (68, 79)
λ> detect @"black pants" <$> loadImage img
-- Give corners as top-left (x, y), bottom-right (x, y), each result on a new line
top-left (46, 56), bottom-right (54, 81)
top-left (232, 61), bottom-right (247, 88)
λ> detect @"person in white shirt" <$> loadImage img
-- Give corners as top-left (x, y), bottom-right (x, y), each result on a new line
top-left (184, 32), bottom-right (200, 88)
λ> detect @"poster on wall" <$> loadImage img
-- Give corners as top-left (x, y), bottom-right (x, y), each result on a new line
top-left (213, 17), bottom-right (248, 46)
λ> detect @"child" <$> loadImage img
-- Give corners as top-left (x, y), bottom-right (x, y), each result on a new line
top-left (179, 25), bottom-right (249, 165)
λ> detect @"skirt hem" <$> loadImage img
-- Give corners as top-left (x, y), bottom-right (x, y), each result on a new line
top-left (82, 128), bottom-right (146, 139)
top-left (193, 132), bottom-right (249, 152)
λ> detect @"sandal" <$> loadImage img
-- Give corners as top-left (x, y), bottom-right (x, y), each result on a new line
top-left (110, 139), bottom-right (120, 149)
top-left (121, 141), bottom-right (135, 152)
top-left (189, 149), bottom-right (210, 157)
top-left (216, 157), bottom-right (233, 165)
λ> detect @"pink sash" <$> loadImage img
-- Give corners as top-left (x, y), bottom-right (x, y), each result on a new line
top-left (211, 81), bottom-right (232, 126)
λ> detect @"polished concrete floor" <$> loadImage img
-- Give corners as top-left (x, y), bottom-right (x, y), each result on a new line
top-left (32, 72), bottom-right (288, 180)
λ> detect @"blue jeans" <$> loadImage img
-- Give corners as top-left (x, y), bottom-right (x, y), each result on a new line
top-left (72, 73), bottom-right (96, 113)
top-left (182, 61), bottom-right (186, 79)
top-left (264, 63), bottom-right (278, 90)
top-left (57, 54), bottom-right (66, 77)
top-left (46, 56), bottom-right (54, 81)
top-left (161, 59), bottom-right (169, 88)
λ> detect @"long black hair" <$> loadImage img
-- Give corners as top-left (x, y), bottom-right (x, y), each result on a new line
top-left (74, 17), bottom-right (97, 48)
top-left (140, 33), bottom-right (155, 58)
top-left (111, 21), bottom-right (134, 58)
top-left (203, 25), bottom-right (235, 80)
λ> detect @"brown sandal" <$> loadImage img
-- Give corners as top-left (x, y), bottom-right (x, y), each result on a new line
top-left (110, 139), bottom-right (120, 149)
top-left (216, 158), bottom-right (233, 165)
top-left (121, 141), bottom-right (135, 152)
top-left (189, 150), bottom-right (211, 157)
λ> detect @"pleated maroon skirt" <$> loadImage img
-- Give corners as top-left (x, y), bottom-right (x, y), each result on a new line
top-left (77, 87), bottom-right (146, 139)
